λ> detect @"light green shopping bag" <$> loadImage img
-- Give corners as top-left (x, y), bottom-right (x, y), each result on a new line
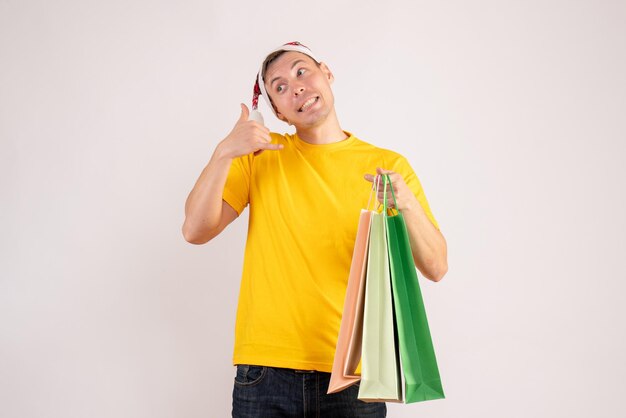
top-left (383, 174), bottom-right (445, 403)
top-left (358, 179), bottom-right (402, 403)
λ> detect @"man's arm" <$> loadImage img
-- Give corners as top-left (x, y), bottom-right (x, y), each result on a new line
top-left (364, 168), bottom-right (448, 282)
top-left (399, 196), bottom-right (448, 282)
top-left (182, 104), bottom-right (282, 244)
top-left (182, 150), bottom-right (239, 244)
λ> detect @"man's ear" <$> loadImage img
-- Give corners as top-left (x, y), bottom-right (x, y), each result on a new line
top-left (275, 107), bottom-right (290, 124)
top-left (268, 97), bottom-right (288, 123)
top-left (320, 62), bottom-right (334, 84)
top-left (276, 111), bottom-right (288, 123)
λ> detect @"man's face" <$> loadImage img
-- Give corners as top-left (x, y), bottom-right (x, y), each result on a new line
top-left (264, 51), bottom-right (335, 128)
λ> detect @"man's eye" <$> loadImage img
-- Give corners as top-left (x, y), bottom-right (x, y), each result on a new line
top-left (277, 85), bottom-right (284, 92)
top-left (297, 69), bottom-right (305, 76)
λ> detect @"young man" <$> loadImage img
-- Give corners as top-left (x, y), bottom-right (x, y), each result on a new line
top-left (182, 42), bottom-right (447, 418)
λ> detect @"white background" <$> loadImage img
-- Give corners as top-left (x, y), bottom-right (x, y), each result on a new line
top-left (2, 0), bottom-right (625, 417)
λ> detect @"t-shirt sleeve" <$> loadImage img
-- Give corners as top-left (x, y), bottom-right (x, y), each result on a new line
top-left (223, 154), bottom-right (252, 215)
top-left (392, 156), bottom-right (440, 231)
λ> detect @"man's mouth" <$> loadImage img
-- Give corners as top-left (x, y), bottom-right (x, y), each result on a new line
top-left (298, 96), bottom-right (319, 112)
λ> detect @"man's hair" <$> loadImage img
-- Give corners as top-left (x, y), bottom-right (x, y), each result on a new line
top-left (261, 50), bottom-right (321, 81)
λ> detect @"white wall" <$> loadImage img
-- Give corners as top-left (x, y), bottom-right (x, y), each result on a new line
top-left (2, 0), bottom-right (625, 417)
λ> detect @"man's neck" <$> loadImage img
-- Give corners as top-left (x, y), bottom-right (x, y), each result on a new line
top-left (294, 111), bottom-right (348, 145)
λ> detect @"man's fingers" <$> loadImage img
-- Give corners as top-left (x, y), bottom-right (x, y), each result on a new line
top-left (253, 141), bottom-right (282, 156)
top-left (238, 103), bottom-right (250, 122)
top-left (365, 173), bottom-right (398, 190)
top-left (258, 142), bottom-right (284, 151)
top-left (377, 192), bottom-right (396, 199)
top-left (257, 127), bottom-right (271, 141)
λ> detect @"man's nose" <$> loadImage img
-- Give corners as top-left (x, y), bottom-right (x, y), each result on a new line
top-left (293, 85), bottom-right (305, 96)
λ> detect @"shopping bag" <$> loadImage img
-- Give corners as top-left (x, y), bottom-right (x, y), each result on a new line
top-left (383, 174), bottom-right (445, 403)
top-left (358, 178), bottom-right (402, 402)
top-left (328, 208), bottom-right (373, 394)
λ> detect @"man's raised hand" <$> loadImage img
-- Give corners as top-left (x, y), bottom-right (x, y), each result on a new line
top-left (218, 104), bottom-right (283, 159)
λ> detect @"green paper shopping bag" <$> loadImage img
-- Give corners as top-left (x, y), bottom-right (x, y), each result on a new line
top-left (358, 179), bottom-right (402, 403)
top-left (382, 174), bottom-right (445, 403)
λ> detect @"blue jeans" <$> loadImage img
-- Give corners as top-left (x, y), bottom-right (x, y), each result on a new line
top-left (232, 365), bottom-right (387, 418)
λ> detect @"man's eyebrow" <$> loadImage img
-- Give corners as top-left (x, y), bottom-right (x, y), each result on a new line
top-left (290, 59), bottom-right (305, 70)
top-left (269, 59), bottom-right (306, 87)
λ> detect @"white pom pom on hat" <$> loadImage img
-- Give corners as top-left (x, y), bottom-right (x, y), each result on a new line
top-left (251, 41), bottom-right (320, 120)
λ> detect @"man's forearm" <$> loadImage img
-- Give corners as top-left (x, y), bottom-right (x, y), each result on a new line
top-left (401, 200), bottom-right (448, 282)
top-left (182, 144), bottom-right (233, 242)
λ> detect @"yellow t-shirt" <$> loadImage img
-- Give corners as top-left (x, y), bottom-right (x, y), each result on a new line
top-left (223, 131), bottom-right (439, 372)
